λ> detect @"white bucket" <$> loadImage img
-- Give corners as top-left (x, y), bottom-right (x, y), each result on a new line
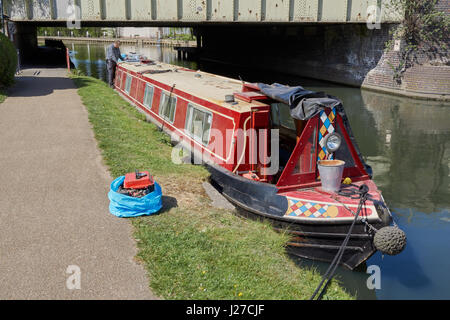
top-left (318, 160), bottom-right (346, 193)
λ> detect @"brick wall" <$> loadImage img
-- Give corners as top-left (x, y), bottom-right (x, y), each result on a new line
top-left (362, 0), bottom-right (450, 98)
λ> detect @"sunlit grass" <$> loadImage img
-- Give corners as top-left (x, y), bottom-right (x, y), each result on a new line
top-left (0, 89), bottom-right (6, 104)
top-left (71, 74), bottom-right (353, 300)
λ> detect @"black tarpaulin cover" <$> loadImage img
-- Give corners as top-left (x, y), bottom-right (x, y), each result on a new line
top-left (257, 83), bottom-right (373, 178)
top-left (257, 83), bottom-right (342, 121)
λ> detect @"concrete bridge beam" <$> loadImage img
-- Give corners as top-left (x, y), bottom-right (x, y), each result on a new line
top-left (3, 0), bottom-right (402, 24)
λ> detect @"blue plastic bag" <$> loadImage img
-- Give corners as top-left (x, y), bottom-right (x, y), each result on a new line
top-left (108, 176), bottom-right (163, 218)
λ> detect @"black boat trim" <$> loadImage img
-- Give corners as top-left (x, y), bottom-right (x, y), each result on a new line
top-left (286, 242), bottom-right (364, 253)
top-left (274, 228), bottom-right (372, 240)
top-left (286, 249), bottom-right (368, 270)
top-left (219, 179), bottom-right (381, 226)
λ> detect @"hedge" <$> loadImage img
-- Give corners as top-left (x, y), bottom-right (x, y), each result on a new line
top-left (0, 32), bottom-right (18, 87)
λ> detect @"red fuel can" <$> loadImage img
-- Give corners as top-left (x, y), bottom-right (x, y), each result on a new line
top-left (124, 171), bottom-right (154, 190)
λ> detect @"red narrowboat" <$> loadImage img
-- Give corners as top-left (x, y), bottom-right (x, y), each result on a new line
top-left (114, 60), bottom-right (404, 270)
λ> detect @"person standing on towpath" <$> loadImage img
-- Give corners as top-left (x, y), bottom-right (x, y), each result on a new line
top-left (106, 40), bottom-right (124, 88)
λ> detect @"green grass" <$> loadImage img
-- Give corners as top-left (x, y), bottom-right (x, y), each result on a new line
top-left (0, 89), bottom-right (7, 104)
top-left (71, 75), bottom-right (353, 300)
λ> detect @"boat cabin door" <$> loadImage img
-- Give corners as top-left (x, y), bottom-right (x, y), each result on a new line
top-left (275, 116), bottom-right (319, 189)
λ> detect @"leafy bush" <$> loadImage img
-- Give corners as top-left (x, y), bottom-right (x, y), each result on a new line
top-left (0, 32), bottom-right (18, 87)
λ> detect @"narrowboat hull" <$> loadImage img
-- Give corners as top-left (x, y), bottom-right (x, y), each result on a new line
top-left (113, 60), bottom-right (400, 270)
top-left (206, 162), bottom-right (390, 270)
top-left (118, 98), bottom-right (383, 269)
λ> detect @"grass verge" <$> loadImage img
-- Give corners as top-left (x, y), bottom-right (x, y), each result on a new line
top-left (71, 74), bottom-right (353, 300)
top-left (0, 88), bottom-right (7, 104)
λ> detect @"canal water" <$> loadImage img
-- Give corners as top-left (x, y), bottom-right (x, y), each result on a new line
top-left (65, 42), bottom-right (198, 80)
top-left (67, 42), bottom-right (450, 300)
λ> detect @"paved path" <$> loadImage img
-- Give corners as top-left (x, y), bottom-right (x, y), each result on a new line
top-left (0, 68), bottom-right (156, 299)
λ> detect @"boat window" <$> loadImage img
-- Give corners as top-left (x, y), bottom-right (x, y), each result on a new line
top-left (159, 92), bottom-right (177, 123)
top-left (185, 104), bottom-right (212, 145)
top-left (143, 84), bottom-right (154, 109)
top-left (124, 75), bottom-right (132, 94)
top-left (271, 103), bottom-right (296, 130)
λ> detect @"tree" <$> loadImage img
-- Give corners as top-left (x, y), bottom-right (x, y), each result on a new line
top-left (0, 32), bottom-right (18, 87)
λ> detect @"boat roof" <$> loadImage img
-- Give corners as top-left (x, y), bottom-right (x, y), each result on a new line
top-left (118, 61), bottom-right (269, 113)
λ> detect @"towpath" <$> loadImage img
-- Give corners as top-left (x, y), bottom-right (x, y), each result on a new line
top-left (0, 68), bottom-right (156, 299)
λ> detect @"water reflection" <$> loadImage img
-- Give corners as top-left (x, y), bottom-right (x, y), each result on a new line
top-left (68, 43), bottom-right (450, 299)
top-left (360, 92), bottom-right (450, 214)
top-left (68, 42), bottom-right (197, 82)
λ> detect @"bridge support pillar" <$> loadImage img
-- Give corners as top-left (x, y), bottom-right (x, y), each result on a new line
top-left (13, 23), bottom-right (38, 64)
top-left (193, 28), bottom-right (203, 50)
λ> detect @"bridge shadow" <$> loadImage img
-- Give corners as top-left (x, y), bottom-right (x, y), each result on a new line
top-left (68, 76), bottom-right (103, 89)
top-left (7, 75), bottom-right (77, 98)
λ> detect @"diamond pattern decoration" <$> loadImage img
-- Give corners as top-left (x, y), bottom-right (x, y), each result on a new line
top-left (285, 199), bottom-right (339, 218)
top-left (318, 108), bottom-right (337, 161)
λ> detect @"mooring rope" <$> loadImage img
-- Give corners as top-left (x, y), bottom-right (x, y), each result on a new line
top-left (331, 193), bottom-right (379, 234)
top-left (310, 184), bottom-right (369, 300)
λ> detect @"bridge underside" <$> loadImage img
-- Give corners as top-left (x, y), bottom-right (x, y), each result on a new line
top-left (196, 24), bottom-right (394, 87)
